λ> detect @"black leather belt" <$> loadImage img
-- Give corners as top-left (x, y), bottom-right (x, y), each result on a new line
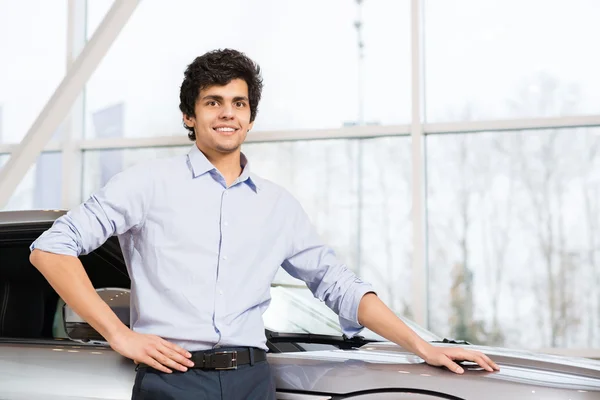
top-left (190, 348), bottom-right (266, 370)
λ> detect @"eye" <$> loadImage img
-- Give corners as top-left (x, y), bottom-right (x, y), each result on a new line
top-left (235, 101), bottom-right (247, 108)
top-left (206, 100), bottom-right (219, 107)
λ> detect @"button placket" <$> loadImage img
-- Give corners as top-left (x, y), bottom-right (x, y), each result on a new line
top-left (214, 188), bottom-right (228, 340)
top-left (220, 189), bottom-right (228, 262)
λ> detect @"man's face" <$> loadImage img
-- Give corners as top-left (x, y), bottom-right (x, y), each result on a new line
top-left (184, 78), bottom-right (254, 155)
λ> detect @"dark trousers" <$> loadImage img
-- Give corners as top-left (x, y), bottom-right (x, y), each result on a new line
top-left (131, 349), bottom-right (276, 400)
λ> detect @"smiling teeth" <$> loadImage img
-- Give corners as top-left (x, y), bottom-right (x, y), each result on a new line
top-left (215, 127), bottom-right (235, 132)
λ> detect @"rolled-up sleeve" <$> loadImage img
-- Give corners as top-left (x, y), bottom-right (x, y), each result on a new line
top-left (281, 195), bottom-right (376, 337)
top-left (30, 163), bottom-right (153, 257)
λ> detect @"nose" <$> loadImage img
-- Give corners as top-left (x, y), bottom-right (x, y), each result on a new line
top-left (219, 103), bottom-right (234, 119)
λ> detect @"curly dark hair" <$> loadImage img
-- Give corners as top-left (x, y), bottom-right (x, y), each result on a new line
top-left (179, 49), bottom-right (263, 141)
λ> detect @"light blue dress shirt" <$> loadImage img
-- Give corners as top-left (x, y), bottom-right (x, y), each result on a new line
top-left (31, 145), bottom-right (374, 351)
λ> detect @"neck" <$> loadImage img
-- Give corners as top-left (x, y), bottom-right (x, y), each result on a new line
top-left (196, 144), bottom-right (242, 186)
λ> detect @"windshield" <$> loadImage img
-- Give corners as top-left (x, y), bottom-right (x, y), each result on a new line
top-left (263, 284), bottom-right (440, 343)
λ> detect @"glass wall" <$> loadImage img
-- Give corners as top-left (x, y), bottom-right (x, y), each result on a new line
top-left (82, 146), bottom-right (190, 198)
top-left (0, 152), bottom-right (62, 210)
top-left (427, 127), bottom-right (600, 348)
top-left (83, 137), bottom-right (413, 314)
top-left (1, 0), bottom-right (599, 353)
top-left (0, 0), bottom-right (67, 143)
top-left (84, 0), bottom-right (411, 138)
top-left (425, 0), bottom-right (600, 122)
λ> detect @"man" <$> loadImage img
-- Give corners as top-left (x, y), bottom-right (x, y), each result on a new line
top-left (30, 49), bottom-right (499, 400)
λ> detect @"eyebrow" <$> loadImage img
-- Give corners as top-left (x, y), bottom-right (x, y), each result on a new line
top-left (201, 95), bottom-right (249, 102)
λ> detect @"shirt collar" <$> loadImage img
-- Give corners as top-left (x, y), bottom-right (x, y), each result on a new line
top-left (187, 145), bottom-right (260, 193)
top-left (187, 144), bottom-right (215, 178)
top-left (238, 153), bottom-right (260, 192)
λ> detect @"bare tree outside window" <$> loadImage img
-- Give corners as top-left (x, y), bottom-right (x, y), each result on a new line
top-left (427, 73), bottom-right (600, 349)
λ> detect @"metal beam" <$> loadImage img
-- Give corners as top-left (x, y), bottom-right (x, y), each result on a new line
top-left (0, 142), bottom-right (62, 155)
top-left (34, 113), bottom-right (599, 154)
top-left (0, 0), bottom-right (140, 208)
top-left (2, 112), bottom-right (598, 157)
top-left (3, 113), bottom-right (599, 155)
top-left (247, 124), bottom-right (410, 141)
top-left (61, 0), bottom-right (87, 210)
top-left (76, 125), bottom-right (412, 151)
top-left (424, 114), bottom-right (600, 135)
top-left (410, 0), bottom-right (428, 328)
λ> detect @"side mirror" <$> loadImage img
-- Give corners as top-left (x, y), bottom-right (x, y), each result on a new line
top-left (62, 287), bottom-right (130, 343)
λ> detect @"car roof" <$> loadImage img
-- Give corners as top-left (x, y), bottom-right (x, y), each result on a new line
top-left (0, 210), bottom-right (66, 226)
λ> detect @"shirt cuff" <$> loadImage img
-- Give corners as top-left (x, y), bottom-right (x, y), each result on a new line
top-left (30, 229), bottom-right (80, 258)
top-left (338, 283), bottom-right (377, 338)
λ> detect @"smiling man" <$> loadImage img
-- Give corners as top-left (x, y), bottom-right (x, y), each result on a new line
top-left (29, 49), bottom-right (499, 400)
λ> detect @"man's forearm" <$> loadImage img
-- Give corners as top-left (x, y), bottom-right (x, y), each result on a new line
top-left (357, 293), bottom-right (433, 359)
top-left (29, 249), bottom-right (129, 342)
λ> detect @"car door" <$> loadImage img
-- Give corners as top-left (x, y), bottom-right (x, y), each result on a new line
top-left (0, 338), bottom-right (135, 399)
top-left (0, 218), bottom-right (136, 399)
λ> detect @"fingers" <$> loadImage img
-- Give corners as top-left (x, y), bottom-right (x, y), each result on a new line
top-left (441, 357), bottom-right (464, 374)
top-left (157, 344), bottom-right (195, 369)
top-left (472, 355), bottom-right (494, 372)
top-left (483, 354), bottom-right (501, 371)
top-left (141, 355), bottom-right (173, 374)
top-left (451, 349), bottom-right (499, 372)
top-left (112, 331), bottom-right (195, 373)
top-left (463, 351), bottom-right (496, 372)
top-left (427, 347), bottom-right (501, 375)
top-left (138, 337), bottom-right (194, 373)
top-left (148, 348), bottom-right (189, 373)
top-left (161, 338), bottom-right (192, 359)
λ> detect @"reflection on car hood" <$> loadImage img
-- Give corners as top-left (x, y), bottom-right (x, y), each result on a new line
top-left (269, 342), bottom-right (600, 399)
top-left (370, 341), bottom-right (600, 373)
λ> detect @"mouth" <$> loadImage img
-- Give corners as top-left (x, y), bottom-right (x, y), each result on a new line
top-left (213, 126), bottom-right (239, 136)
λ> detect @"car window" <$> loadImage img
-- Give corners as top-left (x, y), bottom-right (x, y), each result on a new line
top-left (264, 285), bottom-right (440, 342)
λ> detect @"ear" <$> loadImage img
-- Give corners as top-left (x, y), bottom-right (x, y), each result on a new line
top-left (183, 113), bottom-right (195, 128)
top-left (247, 120), bottom-right (255, 132)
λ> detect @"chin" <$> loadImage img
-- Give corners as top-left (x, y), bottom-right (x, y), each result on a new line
top-left (215, 144), bottom-right (241, 153)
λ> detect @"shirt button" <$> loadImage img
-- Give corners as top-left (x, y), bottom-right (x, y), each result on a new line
top-left (222, 255), bottom-right (227, 260)
top-left (224, 191), bottom-right (229, 196)
top-left (224, 221), bottom-right (229, 227)
top-left (219, 290), bottom-right (223, 295)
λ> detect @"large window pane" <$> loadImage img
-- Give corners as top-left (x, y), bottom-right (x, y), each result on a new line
top-left (82, 138), bottom-right (413, 314)
top-left (1, 152), bottom-right (62, 211)
top-left (360, 137), bottom-right (413, 315)
top-left (425, 0), bottom-right (600, 122)
top-left (82, 146), bottom-right (189, 198)
top-left (427, 128), bottom-right (600, 349)
top-left (245, 140), bottom-right (361, 266)
top-left (85, 0), bottom-right (410, 138)
top-left (0, 1), bottom-right (67, 143)
top-left (244, 137), bottom-right (413, 314)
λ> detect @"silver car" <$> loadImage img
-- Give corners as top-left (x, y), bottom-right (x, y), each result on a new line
top-left (1, 211), bottom-right (599, 399)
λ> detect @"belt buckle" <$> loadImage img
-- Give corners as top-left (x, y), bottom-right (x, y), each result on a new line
top-left (214, 351), bottom-right (238, 370)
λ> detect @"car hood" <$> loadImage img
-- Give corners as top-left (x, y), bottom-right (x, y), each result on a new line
top-left (2, 340), bottom-right (599, 399)
top-left (269, 342), bottom-right (600, 399)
